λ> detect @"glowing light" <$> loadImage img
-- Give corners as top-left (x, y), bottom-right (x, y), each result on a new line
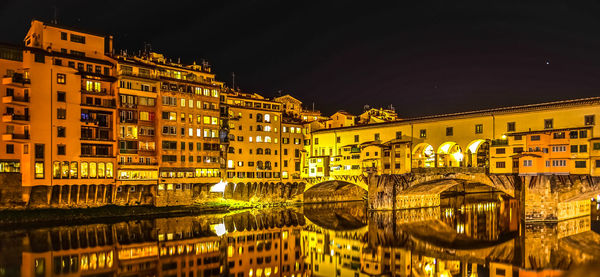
top-left (452, 151), bottom-right (464, 161)
top-left (501, 134), bottom-right (507, 139)
top-left (210, 180), bottom-right (227, 193)
top-left (212, 223), bottom-right (227, 237)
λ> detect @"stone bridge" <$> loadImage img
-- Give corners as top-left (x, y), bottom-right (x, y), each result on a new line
top-left (303, 166), bottom-right (600, 221)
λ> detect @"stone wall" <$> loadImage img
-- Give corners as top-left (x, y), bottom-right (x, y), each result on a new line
top-left (0, 173), bottom-right (23, 208)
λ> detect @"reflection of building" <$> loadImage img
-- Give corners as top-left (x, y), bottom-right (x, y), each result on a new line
top-left (302, 224), bottom-right (368, 277)
top-left (225, 225), bottom-right (304, 277)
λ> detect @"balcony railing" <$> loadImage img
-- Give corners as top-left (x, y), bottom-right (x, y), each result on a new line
top-left (2, 114), bottom-right (29, 123)
top-left (2, 133), bottom-right (30, 141)
top-left (2, 73), bottom-right (30, 86)
top-left (81, 87), bottom-right (114, 95)
top-left (2, 95), bottom-right (29, 105)
top-left (118, 70), bottom-right (158, 80)
top-left (119, 149), bottom-right (138, 154)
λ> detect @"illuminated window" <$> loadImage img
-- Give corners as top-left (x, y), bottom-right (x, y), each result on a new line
top-left (57, 73), bottom-right (66, 84)
top-left (203, 116), bottom-right (211, 124)
top-left (70, 162), bottom-right (78, 178)
top-left (98, 162), bottom-right (105, 178)
top-left (61, 161), bottom-right (69, 178)
top-left (53, 161), bottom-right (60, 179)
top-left (211, 117), bottom-right (218, 125)
top-left (90, 162), bottom-right (97, 178)
top-left (34, 162), bottom-right (44, 178)
top-left (81, 162), bottom-right (88, 178)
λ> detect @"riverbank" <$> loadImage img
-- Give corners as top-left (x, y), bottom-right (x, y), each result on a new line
top-left (0, 199), bottom-right (301, 228)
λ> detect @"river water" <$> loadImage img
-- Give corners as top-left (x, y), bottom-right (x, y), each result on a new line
top-left (1, 194), bottom-right (599, 277)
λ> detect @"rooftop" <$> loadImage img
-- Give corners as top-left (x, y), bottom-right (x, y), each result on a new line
top-left (314, 96), bottom-right (600, 133)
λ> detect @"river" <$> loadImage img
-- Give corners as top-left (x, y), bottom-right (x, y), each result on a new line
top-left (1, 194), bottom-right (599, 276)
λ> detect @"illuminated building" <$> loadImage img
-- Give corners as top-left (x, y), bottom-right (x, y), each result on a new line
top-left (224, 91), bottom-right (284, 183)
top-left (306, 97), bottom-right (600, 179)
top-left (0, 20), bottom-right (118, 207)
top-left (358, 107), bottom-right (399, 124)
top-left (325, 111), bottom-right (356, 129)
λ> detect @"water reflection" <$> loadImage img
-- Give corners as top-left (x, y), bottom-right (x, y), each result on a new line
top-left (0, 195), bottom-right (599, 277)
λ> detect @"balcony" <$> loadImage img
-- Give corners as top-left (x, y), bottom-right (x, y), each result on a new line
top-left (118, 70), bottom-right (158, 80)
top-left (2, 133), bottom-right (30, 141)
top-left (119, 149), bottom-right (138, 154)
top-left (81, 99), bottom-right (117, 109)
top-left (2, 73), bottom-right (30, 86)
top-left (81, 87), bottom-right (114, 96)
top-left (2, 114), bottom-right (29, 124)
top-left (2, 96), bottom-right (29, 106)
top-left (81, 136), bottom-right (113, 142)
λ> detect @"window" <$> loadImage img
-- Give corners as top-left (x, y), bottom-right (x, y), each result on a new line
top-left (496, 162), bottom-right (506, 168)
top-left (552, 160), bottom-right (567, 167)
top-left (507, 122), bottom-right (515, 132)
top-left (544, 119), bottom-right (553, 129)
top-left (569, 131), bottom-right (578, 139)
top-left (571, 145), bottom-right (578, 153)
top-left (594, 143), bottom-right (600, 150)
top-left (374, 133), bottom-right (380, 141)
top-left (575, 161), bottom-right (587, 168)
top-left (530, 135), bottom-right (540, 141)
top-left (34, 162), bottom-right (44, 178)
top-left (495, 148), bottom-right (505, 154)
top-left (580, 130), bottom-right (588, 139)
top-left (6, 144), bottom-right (14, 154)
top-left (354, 135), bottom-right (359, 143)
top-left (57, 108), bottom-right (66, 119)
top-left (35, 144), bottom-right (44, 159)
top-left (314, 138), bottom-right (319, 145)
top-left (336, 136), bottom-right (340, 143)
top-left (70, 34), bottom-right (86, 44)
top-left (396, 131), bottom-right (402, 139)
top-left (523, 160), bottom-right (532, 167)
top-left (57, 91), bottom-right (66, 102)
top-left (419, 129), bottom-right (426, 138)
top-left (56, 73), bottom-right (66, 84)
top-left (475, 124), bottom-right (483, 134)
top-left (585, 115), bottom-right (595, 126)
top-left (446, 127), bottom-right (453, 136)
top-left (61, 32), bottom-right (67, 40)
top-left (580, 145), bottom-right (588, 153)
top-left (553, 132), bottom-right (565, 139)
top-left (57, 145), bottom-right (66, 155)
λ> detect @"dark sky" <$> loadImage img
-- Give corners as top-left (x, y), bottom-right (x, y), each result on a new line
top-left (2, 0), bottom-right (600, 117)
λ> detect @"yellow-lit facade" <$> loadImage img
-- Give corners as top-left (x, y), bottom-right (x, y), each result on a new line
top-left (305, 99), bottom-right (600, 179)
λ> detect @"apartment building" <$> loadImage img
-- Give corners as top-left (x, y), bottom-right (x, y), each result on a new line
top-left (0, 20), bottom-right (118, 207)
top-left (225, 91), bottom-right (283, 183)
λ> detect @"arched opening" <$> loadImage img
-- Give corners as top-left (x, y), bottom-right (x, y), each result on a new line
top-left (466, 140), bottom-right (490, 168)
top-left (412, 143), bottom-right (435, 168)
top-left (437, 142), bottom-right (463, 167)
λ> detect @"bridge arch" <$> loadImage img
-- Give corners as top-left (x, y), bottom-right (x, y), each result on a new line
top-left (465, 139), bottom-right (490, 167)
top-left (437, 141), bottom-right (463, 168)
top-left (412, 143), bottom-right (435, 168)
top-left (304, 180), bottom-right (367, 203)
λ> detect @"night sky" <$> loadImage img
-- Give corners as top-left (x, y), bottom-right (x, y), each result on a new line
top-left (2, 0), bottom-right (600, 117)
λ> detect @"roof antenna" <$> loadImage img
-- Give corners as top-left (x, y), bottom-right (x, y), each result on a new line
top-left (52, 6), bottom-right (58, 24)
top-left (232, 72), bottom-right (235, 90)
